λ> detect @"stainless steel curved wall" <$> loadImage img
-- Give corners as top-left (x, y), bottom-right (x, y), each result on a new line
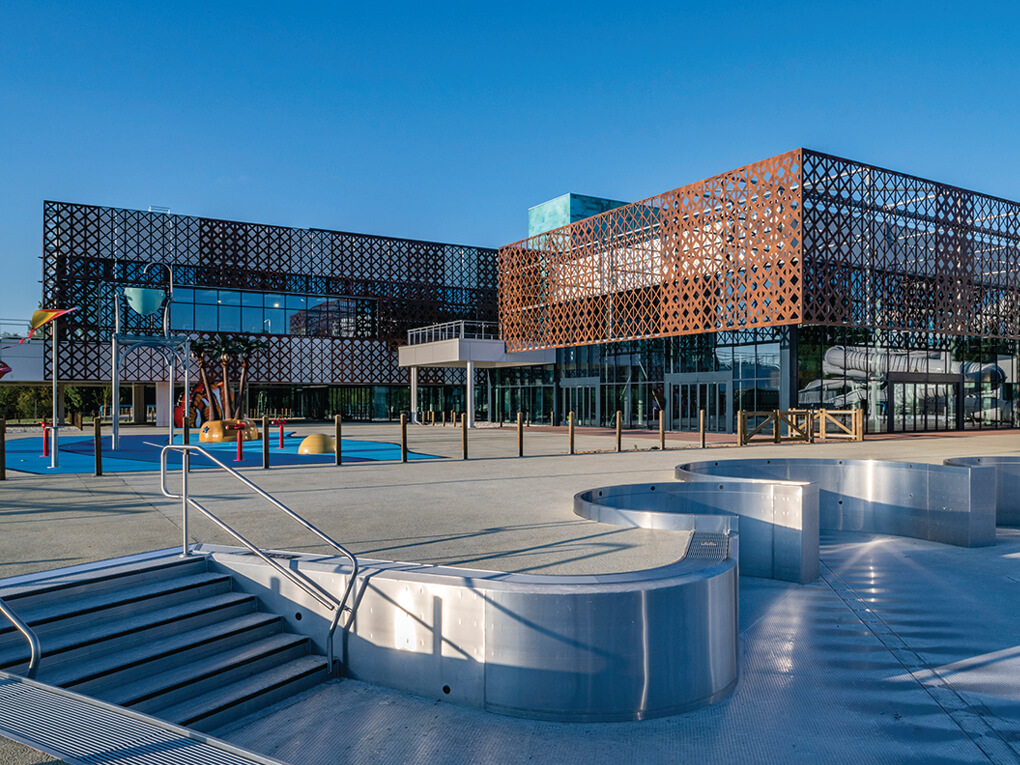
top-left (944, 457), bottom-right (1020, 526)
top-left (574, 482), bottom-right (819, 584)
top-left (677, 458), bottom-right (996, 548)
top-left (200, 537), bottom-right (739, 723)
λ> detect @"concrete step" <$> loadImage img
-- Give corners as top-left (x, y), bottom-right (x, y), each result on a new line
top-left (0, 555), bottom-right (207, 610)
top-left (46, 611), bottom-right (284, 692)
top-left (106, 633), bottom-right (313, 713)
top-left (0, 571), bottom-right (233, 648)
top-left (156, 654), bottom-right (330, 733)
top-left (0, 591), bottom-right (257, 674)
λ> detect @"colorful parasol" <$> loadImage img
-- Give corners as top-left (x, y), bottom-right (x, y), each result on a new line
top-left (19, 307), bottom-right (80, 344)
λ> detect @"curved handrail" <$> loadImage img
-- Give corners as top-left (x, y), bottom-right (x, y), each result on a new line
top-left (0, 597), bottom-right (40, 679)
top-left (160, 444), bottom-right (358, 674)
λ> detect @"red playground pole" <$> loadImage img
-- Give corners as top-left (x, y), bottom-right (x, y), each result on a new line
top-left (39, 421), bottom-right (50, 457)
top-left (226, 422), bottom-right (245, 462)
top-left (272, 418), bottom-right (286, 449)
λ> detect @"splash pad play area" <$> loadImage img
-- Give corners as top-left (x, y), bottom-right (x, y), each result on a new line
top-left (2, 429), bottom-right (439, 475)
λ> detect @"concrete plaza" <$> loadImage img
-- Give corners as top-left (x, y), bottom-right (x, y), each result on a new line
top-left (2, 423), bottom-right (1020, 763)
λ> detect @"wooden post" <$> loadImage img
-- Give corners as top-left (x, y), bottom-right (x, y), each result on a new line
top-left (569, 411), bottom-right (575, 455)
top-left (93, 416), bottom-right (102, 477)
top-left (400, 414), bottom-right (408, 462)
top-left (773, 410), bottom-right (781, 444)
top-left (462, 412), bottom-right (468, 460)
top-left (615, 410), bottom-right (622, 452)
top-left (550, 410), bottom-right (555, 427)
top-left (819, 409), bottom-right (827, 442)
top-left (856, 408), bottom-right (864, 441)
top-left (517, 411), bottom-right (523, 457)
top-left (699, 409), bottom-right (706, 449)
top-left (441, 411), bottom-right (446, 427)
top-left (335, 414), bottom-right (342, 466)
top-left (262, 415), bottom-right (270, 469)
top-left (658, 410), bottom-right (665, 450)
top-left (0, 418), bottom-right (5, 481)
top-left (737, 410), bottom-right (746, 446)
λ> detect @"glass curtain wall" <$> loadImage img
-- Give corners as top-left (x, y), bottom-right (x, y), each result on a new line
top-left (492, 328), bottom-right (789, 431)
top-left (796, 326), bottom-right (1018, 433)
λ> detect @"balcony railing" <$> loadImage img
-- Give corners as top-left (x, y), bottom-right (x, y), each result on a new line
top-left (407, 320), bottom-right (500, 345)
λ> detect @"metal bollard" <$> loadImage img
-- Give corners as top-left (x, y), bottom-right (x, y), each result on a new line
top-left (659, 410), bottom-right (665, 450)
top-left (517, 411), bottom-right (523, 457)
top-left (700, 409), bottom-right (707, 449)
top-left (462, 412), bottom-right (468, 460)
top-left (400, 414), bottom-right (408, 462)
top-left (335, 414), bottom-right (342, 466)
top-left (93, 417), bottom-right (102, 477)
top-left (737, 410), bottom-right (746, 445)
top-left (262, 415), bottom-right (270, 469)
top-left (569, 411), bottom-right (575, 455)
top-left (615, 410), bottom-right (622, 453)
top-left (40, 421), bottom-right (49, 458)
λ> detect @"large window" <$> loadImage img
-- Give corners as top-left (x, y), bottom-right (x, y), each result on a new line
top-left (170, 288), bottom-right (377, 339)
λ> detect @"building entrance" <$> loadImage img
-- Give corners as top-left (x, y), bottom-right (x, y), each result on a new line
top-left (561, 377), bottom-right (600, 427)
top-left (666, 373), bottom-right (731, 433)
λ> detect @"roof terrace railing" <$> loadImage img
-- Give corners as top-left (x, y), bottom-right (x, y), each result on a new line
top-left (406, 320), bottom-right (501, 345)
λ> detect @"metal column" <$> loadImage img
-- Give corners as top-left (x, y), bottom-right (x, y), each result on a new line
top-left (466, 361), bottom-right (475, 429)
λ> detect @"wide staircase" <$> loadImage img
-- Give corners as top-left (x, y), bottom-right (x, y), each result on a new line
top-left (0, 553), bottom-right (329, 733)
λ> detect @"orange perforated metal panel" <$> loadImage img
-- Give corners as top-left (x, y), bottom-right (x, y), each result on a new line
top-left (499, 150), bottom-right (804, 351)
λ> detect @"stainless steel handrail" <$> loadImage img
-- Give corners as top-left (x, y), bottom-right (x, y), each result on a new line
top-left (0, 597), bottom-right (40, 679)
top-left (160, 444), bottom-right (358, 674)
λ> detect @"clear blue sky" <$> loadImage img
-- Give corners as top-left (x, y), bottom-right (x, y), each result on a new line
top-left (2, 1), bottom-right (1019, 322)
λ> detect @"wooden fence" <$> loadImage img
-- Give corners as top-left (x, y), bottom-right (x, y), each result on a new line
top-left (738, 409), bottom-right (863, 446)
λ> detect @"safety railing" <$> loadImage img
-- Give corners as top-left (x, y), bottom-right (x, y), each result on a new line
top-left (0, 597), bottom-right (40, 678)
top-left (159, 444), bottom-right (358, 675)
top-left (406, 320), bottom-right (501, 345)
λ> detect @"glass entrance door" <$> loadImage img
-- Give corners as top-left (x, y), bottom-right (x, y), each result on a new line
top-left (670, 382), bottom-right (727, 431)
top-left (888, 381), bottom-right (959, 432)
top-left (561, 378), bottom-right (600, 426)
top-left (665, 373), bottom-right (732, 433)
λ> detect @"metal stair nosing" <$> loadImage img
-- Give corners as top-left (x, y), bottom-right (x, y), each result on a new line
top-left (0, 591), bottom-right (257, 673)
top-left (47, 611), bottom-right (285, 692)
top-left (105, 633), bottom-right (314, 713)
top-left (0, 572), bottom-right (234, 646)
top-left (0, 555), bottom-right (209, 610)
top-left (158, 655), bottom-right (330, 733)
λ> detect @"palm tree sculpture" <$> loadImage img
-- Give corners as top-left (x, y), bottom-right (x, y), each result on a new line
top-left (233, 337), bottom-right (268, 420)
top-left (209, 335), bottom-right (239, 421)
top-left (189, 340), bottom-right (222, 422)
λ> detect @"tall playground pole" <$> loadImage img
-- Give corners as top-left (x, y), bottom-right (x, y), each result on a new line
top-left (51, 317), bottom-right (59, 468)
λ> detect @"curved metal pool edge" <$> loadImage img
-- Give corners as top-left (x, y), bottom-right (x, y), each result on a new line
top-left (676, 457), bottom-right (996, 548)
top-left (944, 456), bottom-right (1020, 526)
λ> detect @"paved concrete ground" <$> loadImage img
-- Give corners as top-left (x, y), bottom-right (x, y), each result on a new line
top-left (2, 423), bottom-right (1020, 763)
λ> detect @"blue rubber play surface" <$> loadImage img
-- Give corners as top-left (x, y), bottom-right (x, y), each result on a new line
top-left (5, 433), bottom-right (440, 475)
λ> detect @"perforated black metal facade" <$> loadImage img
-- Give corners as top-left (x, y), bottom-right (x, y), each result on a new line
top-left (42, 201), bottom-right (498, 386)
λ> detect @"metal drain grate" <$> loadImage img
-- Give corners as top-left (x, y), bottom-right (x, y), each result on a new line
top-left (685, 532), bottom-right (730, 561)
top-left (0, 674), bottom-right (281, 765)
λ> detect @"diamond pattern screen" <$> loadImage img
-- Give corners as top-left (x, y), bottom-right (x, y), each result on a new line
top-left (499, 150), bottom-right (805, 351)
top-left (42, 202), bottom-right (498, 383)
top-left (800, 150), bottom-right (1020, 338)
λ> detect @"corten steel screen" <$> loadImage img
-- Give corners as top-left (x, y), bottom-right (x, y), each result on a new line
top-left (498, 150), bottom-right (805, 352)
top-left (800, 151), bottom-right (1020, 338)
top-left (499, 149), bottom-right (1020, 352)
top-left (42, 202), bottom-right (498, 383)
